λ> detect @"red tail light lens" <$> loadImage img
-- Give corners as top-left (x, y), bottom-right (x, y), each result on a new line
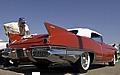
top-left (43, 38), bottom-right (48, 44)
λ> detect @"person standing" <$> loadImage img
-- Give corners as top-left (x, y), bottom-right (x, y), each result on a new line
top-left (18, 18), bottom-right (30, 36)
top-left (4, 18), bottom-right (30, 36)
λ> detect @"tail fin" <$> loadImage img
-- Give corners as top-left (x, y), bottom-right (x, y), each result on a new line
top-left (7, 33), bottom-right (22, 43)
top-left (44, 22), bottom-right (79, 48)
top-left (44, 22), bottom-right (67, 36)
top-left (3, 22), bottom-right (23, 43)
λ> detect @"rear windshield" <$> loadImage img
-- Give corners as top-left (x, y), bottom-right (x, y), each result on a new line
top-left (69, 30), bottom-right (78, 34)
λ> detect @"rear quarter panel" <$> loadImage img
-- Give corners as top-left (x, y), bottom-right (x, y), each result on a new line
top-left (81, 36), bottom-right (103, 61)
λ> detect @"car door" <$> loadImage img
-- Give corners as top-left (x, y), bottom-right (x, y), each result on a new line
top-left (101, 43), bottom-right (115, 61)
top-left (91, 33), bottom-right (103, 61)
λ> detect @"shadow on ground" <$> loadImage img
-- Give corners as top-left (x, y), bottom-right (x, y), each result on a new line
top-left (7, 64), bottom-right (107, 75)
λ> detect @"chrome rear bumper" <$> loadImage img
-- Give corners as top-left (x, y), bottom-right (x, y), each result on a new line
top-left (2, 48), bottom-right (28, 59)
top-left (2, 46), bottom-right (84, 63)
top-left (28, 46), bottom-right (84, 63)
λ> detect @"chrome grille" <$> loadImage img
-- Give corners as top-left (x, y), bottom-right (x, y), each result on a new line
top-left (16, 49), bottom-right (24, 58)
top-left (32, 48), bottom-right (50, 57)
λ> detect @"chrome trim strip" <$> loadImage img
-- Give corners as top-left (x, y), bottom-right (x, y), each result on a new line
top-left (67, 50), bottom-right (84, 55)
top-left (48, 49), bottom-right (84, 55)
top-left (48, 49), bottom-right (66, 54)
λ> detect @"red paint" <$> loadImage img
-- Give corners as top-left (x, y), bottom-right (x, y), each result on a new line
top-left (8, 33), bottom-right (48, 48)
top-left (81, 36), bottom-right (115, 61)
top-left (45, 22), bottom-right (79, 48)
top-left (6, 22), bottom-right (116, 62)
top-left (45, 22), bottom-right (116, 62)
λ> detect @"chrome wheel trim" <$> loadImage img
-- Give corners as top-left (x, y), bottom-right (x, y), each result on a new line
top-left (113, 54), bottom-right (116, 65)
top-left (81, 52), bottom-right (90, 70)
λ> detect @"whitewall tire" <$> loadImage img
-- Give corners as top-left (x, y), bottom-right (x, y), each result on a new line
top-left (73, 52), bottom-right (90, 72)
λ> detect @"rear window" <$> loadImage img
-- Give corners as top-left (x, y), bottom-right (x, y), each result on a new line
top-left (69, 30), bottom-right (78, 34)
top-left (91, 33), bottom-right (103, 43)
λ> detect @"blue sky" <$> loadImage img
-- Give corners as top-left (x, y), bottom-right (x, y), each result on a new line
top-left (0, 0), bottom-right (120, 44)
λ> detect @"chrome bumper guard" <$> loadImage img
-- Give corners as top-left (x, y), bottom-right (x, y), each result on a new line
top-left (29, 46), bottom-right (84, 63)
top-left (2, 46), bottom-right (84, 63)
top-left (31, 46), bottom-right (67, 58)
top-left (2, 48), bottom-right (28, 59)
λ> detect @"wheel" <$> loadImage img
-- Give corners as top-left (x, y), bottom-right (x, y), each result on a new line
top-left (73, 52), bottom-right (90, 73)
top-left (108, 54), bottom-right (116, 66)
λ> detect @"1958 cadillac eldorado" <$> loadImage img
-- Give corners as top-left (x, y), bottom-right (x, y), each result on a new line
top-left (3, 21), bottom-right (117, 72)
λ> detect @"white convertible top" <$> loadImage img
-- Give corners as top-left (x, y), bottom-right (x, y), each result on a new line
top-left (67, 28), bottom-right (102, 38)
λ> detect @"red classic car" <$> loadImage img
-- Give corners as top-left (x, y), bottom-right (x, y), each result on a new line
top-left (3, 21), bottom-right (117, 72)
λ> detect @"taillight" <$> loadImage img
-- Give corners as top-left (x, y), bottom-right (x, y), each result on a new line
top-left (43, 38), bottom-right (48, 44)
top-left (6, 43), bottom-right (9, 48)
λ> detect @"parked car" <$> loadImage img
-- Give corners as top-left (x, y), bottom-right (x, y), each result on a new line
top-left (3, 22), bottom-right (117, 72)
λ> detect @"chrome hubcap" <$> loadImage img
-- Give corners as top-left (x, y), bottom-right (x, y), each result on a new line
top-left (113, 55), bottom-right (115, 64)
top-left (81, 52), bottom-right (90, 70)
